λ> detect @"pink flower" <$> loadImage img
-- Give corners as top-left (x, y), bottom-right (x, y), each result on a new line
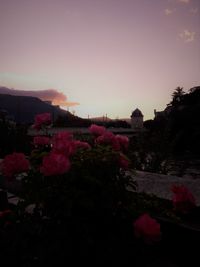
top-left (73, 140), bottom-right (91, 150)
top-left (40, 152), bottom-right (71, 176)
top-left (1, 152), bottom-right (30, 179)
top-left (89, 124), bottom-right (106, 136)
top-left (119, 153), bottom-right (130, 170)
top-left (33, 113), bottom-right (52, 130)
top-left (96, 131), bottom-right (120, 150)
top-left (116, 135), bottom-right (129, 150)
top-left (134, 213), bottom-right (161, 244)
top-left (53, 131), bottom-right (73, 141)
top-left (52, 132), bottom-right (75, 156)
top-left (33, 136), bottom-right (50, 146)
top-left (171, 185), bottom-right (196, 214)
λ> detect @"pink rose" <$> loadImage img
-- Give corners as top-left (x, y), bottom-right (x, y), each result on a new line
top-left (73, 140), bottom-right (91, 150)
top-left (116, 135), bottom-right (129, 150)
top-left (1, 152), bottom-right (30, 179)
top-left (33, 113), bottom-right (51, 130)
top-left (134, 213), bottom-right (161, 244)
top-left (171, 185), bottom-right (196, 214)
top-left (89, 124), bottom-right (106, 136)
top-left (52, 132), bottom-right (75, 156)
top-left (40, 152), bottom-right (71, 176)
top-left (33, 136), bottom-right (50, 146)
top-left (96, 131), bottom-right (120, 150)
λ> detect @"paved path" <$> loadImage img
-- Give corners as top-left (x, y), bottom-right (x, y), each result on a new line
top-left (130, 170), bottom-right (200, 206)
top-left (2, 170), bottom-right (200, 206)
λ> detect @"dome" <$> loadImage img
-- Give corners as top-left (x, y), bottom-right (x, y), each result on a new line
top-left (131, 108), bottom-right (143, 117)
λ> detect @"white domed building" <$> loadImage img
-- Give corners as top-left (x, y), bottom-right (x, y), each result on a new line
top-left (130, 108), bottom-right (143, 129)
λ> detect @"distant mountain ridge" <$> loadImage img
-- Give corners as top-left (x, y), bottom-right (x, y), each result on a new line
top-left (91, 116), bottom-right (112, 121)
top-left (0, 93), bottom-right (71, 124)
top-left (0, 86), bottom-right (65, 102)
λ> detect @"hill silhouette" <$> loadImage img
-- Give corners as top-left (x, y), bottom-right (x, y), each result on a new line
top-left (0, 93), bottom-right (90, 126)
top-left (0, 93), bottom-right (68, 124)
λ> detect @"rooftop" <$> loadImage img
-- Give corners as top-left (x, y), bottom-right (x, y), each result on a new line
top-left (131, 108), bottom-right (143, 117)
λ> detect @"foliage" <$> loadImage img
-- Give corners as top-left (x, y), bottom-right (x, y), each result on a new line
top-left (170, 86), bottom-right (185, 106)
top-left (0, 111), bottom-right (199, 266)
top-left (0, 121), bottom-right (141, 265)
top-left (128, 86), bottom-right (200, 173)
top-left (21, 145), bottom-right (136, 221)
top-left (0, 114), bottom-right (31, 158)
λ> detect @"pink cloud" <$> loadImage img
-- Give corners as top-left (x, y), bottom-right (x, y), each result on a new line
top-left (0, 86), bottom-right (79, 107)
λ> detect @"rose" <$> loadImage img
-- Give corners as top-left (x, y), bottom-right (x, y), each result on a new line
top-left (33, 113), bottom-right (51, 130)
top-left (89, 124), bottom-right (106, 136)
top-left (1, 152), bottom-right (30, 179)
top-left (116, 135), bottom-right (129, 151)
top-left (96, 131), bottom-right (121, 151)
top-left (133, 213), bottom-right (161, 244)
top-left (40, 152), bottom-right (71, 176)
top-left (51, 131), bottom-right (75, 156)
top-left (73, 140), bottom-right (91, 150)
top-left (95, 130), bottom-right (129, 152)
top-left (171, 185), bottom-right (196, 214)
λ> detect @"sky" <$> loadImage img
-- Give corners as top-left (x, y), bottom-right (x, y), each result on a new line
top-left (0, 0), bottom-right (199, 120)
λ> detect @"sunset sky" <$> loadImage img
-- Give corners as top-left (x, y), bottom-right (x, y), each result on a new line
top-left (0, 0), bottom-right (199, 120)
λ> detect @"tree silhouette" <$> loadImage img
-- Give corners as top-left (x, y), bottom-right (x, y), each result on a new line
top-left (170, 87), bottom-right (185, 106)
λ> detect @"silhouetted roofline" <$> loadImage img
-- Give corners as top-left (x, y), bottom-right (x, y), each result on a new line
top-left (131, 108), bottom-right (143, 117)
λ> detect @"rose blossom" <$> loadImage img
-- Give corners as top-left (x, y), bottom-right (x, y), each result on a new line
top-left (52, 132), bottom-right (75, 156)
top-left (96, 131), bottom-right (120, 150)
top-left (115, 135), bottom-right (129, 150)
top-left (40, 152), bottom-right (71, 176)
top-left (33, 113), bottom-right (52, 130)
top-left (89, 124), bottom-right (106, 136)
top-left (73, 140), bottom-right (91, 150)
top-left (134, 213), bottom-right (161, 244)
top-left (171, 185), bottom-right (196, 214)
top-left (1, 152), bottom-right (30, 179)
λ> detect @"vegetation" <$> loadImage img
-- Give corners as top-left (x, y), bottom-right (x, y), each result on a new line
top-left (0, 111), bottom-right (31, 158)
top-left (0, 105), bottom-right (199, 266)
top-left (128, 86), bottom-right (200, 173)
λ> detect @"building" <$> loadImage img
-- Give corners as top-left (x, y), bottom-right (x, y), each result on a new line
top-left (130, 108), bottom-right (143, 129)
top-left (154, 106), bottom-right (172, 120)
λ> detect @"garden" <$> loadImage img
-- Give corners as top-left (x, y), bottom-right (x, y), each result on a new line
top-left (0, 113), bottom-right (199, 266)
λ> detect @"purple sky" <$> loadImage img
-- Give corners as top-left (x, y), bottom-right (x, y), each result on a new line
top-left (0, 0), bottom-right (199, 120)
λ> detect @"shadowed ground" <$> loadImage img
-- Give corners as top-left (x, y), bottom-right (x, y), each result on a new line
top-left (129, 170), bottom-right (200, 206)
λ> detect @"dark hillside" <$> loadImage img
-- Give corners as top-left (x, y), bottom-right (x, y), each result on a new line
top-left (0, 94), bottom-right (68, 124)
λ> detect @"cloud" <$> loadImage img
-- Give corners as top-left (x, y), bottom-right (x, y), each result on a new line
top-left (179, 29), bottom-right (196, 42)
top-left (0, 86), bottom-right (79, 107)
top-left (165, 8), bottom-right (176, 15)
top-left (53, 100), bottom-right (80, 107)
top-left (177, 0), bottom-right (190, 3)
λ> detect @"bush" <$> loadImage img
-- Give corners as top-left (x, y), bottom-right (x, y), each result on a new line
top-left (0, 115), bottom-right (198, 266)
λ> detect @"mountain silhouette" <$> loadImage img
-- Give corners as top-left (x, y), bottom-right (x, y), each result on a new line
top-left (0, 93), bottom-right (71, 124)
